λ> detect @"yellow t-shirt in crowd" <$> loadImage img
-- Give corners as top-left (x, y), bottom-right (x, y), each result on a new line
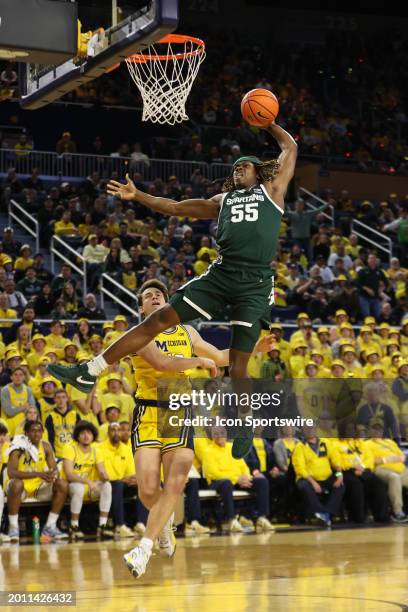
top-left (292, 438), bottom-right (340, 481)
top-left (98, 439), bottom-right (135, 480)
top-left (366, 439), bottom-right (406, 474)
top-left (202, 441), bottom-right (250, 485)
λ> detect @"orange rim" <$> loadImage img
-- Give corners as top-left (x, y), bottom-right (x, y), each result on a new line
top-left (126, 34), bottom-right (205, 63)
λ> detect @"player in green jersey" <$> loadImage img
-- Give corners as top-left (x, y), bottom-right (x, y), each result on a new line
top-left (48, 121), bottom-right (297, 458)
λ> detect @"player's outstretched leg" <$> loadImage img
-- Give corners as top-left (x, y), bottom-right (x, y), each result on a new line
top-left (229, 348), bottom-right (254, 459)
top-left (48, 304), bottom-right (180, 392)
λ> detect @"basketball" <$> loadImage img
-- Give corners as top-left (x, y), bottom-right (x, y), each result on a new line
top-left (241, 88), bottom-right (279, 127)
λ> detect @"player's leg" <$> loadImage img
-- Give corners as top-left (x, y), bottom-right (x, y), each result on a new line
top-left (123, 447), bottom-right (162, 578)
top-left (229, 323), bottom-right (261, 459)
top-left (154, 447), bottom-right (194, 549)
top-left (48, 303), bottom-right (181, 391)
top-left (134, 447), bottom-right (162, 509)
top-left (124, 447), bottom-right (194, 578)
top-left (68, 482), bottom-right (86, 539)
top-left (48, 267), bottom-right (225, 393)
top-left (40, 480), bottom-right (69, 540)
top-left (91, 480), bottom-right (113, 538)
top-left (6, 479), bottom-right (25, 541)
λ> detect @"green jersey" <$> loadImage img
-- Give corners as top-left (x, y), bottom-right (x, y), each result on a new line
top-left (216, 184), bottom-right (282, 269)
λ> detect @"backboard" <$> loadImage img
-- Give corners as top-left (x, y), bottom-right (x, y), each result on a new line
top-left (19, 0), bottom-right (178, 110)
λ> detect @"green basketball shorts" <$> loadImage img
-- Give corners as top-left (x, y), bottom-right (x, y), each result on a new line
top-left (169, 262), bottom-right (274, 353)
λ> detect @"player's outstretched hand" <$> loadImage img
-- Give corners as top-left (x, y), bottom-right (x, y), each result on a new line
top-left (107, 173), bottom-right (137, 200)
top-left (198, 357), bottom-right (218, 377)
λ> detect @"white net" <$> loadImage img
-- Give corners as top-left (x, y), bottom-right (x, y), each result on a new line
top-left (125, 36), bottom-right (206, 125)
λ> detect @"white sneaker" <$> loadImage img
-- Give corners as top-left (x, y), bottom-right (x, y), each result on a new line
top-left (185, 520), bottom-right (210, 535)
top-left (239, 516), bottom-right (254, 529)
top-left (8, 527), bottom-right (19, 543)
top-left (228, 518), bottom-right (244, 533)
top-left (133, 522), bottom-right (146, 537)
top-left (256, 517), bottom-right (275, 532)
top-left (115, 525), bottom-right (135, 538)
top-left (158, 513), bottom-right (176, 557)
top-left (0, 533), bottom-right (11, 543)
top-left (123, 546), bottom-right (151, 578)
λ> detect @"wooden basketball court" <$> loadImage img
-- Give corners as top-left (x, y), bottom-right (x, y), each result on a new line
top-left (1, 526), bottom-right (407, 611)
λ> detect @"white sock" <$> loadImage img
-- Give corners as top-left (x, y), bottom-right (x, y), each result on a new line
top-left (9, 515), bottom-right (18, 529)
top-left (163, 512), bottom-right (174, 532)
top-left (71, 519), bottom-right (79, 528)
top-left (139, 537), bottom-right (153, 554)
top-left (99, 516), bottom-right (107, 527)
top-left (88, 354), bottom-right (108, 377)
top-left (46, 512), bottom-right (59, 529)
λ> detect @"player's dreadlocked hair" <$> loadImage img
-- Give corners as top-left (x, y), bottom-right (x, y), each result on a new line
top-left (222, 158), bottom-right (280, 192)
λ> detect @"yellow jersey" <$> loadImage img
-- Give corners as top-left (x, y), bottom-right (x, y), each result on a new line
top-left (1, 384), bottom-right (30, 436)
top-left (98, 439), bottom-right (134, 480)
top-left (45, 408), bottom-right (77, 459)
top-left (131, 325), bottom-right (193, 401)
top-left (62, 443), bottom-right (102, 481)
top-left (4, 441), bottom-right (50, 496)
top-left (39, 397), bottom-right (57, 425)
top-left (17, 441), bottom-right (48, 474)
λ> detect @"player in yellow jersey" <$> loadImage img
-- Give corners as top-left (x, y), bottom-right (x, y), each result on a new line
top-left (123, 280), bottom-right (273, 578)
top-left (6, 420), bottom-right (69, 541)
top-left (62, 420), bottom-right (112, 540)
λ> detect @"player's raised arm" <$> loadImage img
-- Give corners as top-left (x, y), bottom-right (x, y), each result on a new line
top-left (186, 325), bottom-right (277, 367)
top-left (107, 173), bottom-right (221, 219)
top-left (263, 123), bottom-right (298, 208)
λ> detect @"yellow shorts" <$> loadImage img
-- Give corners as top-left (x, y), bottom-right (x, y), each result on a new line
top-left (132, 401), bottom-right (193, 454)
top-left (7, 479), bottom-right (53, 501)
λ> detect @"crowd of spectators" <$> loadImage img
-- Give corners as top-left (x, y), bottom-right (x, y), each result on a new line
top-left (0, 163), bottom-right (407, 541)
top-left (1, 162), bottom-right (407, 324)
top-left (1, 21), bottom-right (408, 173)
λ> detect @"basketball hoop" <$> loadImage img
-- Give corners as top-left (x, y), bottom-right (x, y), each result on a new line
top-left (125, 34), bottom-right (205, 125)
